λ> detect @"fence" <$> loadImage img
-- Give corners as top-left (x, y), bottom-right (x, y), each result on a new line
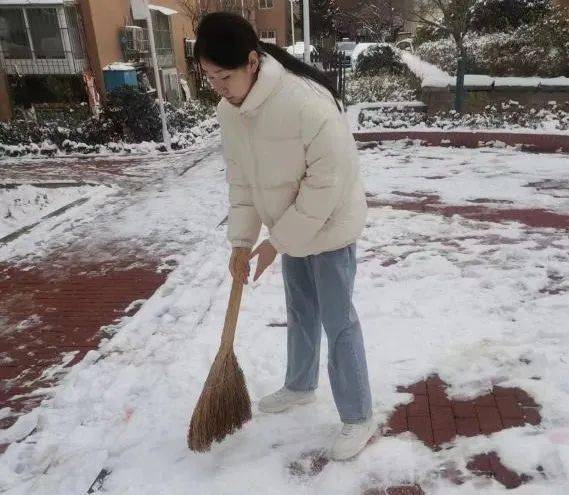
top-left (310, 49), bottom-right (347, 108)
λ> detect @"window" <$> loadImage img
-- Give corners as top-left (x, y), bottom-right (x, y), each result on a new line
top-left (65, 6), bottom-right (85, 59)
top-left (0, 8), bottom-right (31, 58)
top-left (134, 12), bottom-right (174, 66)
top-left (27, 8), bottom-right (64, 59)
top-left (259, 30), bottom-right (276, 42)
top-left (259, 0), bottom-right (274, 9)
top-left (151, 10), bottom-right (172, 52)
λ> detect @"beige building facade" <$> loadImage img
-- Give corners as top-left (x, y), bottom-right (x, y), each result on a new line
top-left (0, 0), bottom-right (198, 121)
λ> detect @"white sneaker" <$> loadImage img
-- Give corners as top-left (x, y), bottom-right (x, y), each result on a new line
top-left (258, 387), bottom-right (316, 413)
top-left (330, 418), bottom-right (377, 461)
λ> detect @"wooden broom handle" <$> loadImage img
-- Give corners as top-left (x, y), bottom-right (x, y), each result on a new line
top-left (219, 277), bottom-right (244, 352)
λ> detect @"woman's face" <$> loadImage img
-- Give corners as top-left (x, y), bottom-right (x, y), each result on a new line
top-left (200, 50), bottom-right (260, 106)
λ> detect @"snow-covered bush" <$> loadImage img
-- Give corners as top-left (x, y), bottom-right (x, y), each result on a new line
top-left (345, 74), bottom-right (417, 104)
top-left (353, 44), bottom-right (406, 76)
top-left (471, 0), bottom-right (552, 33)
top-left (0, 94), bottom-right (218, 158)
top-left (348, 44), bottom-right (420, 103)
top-left (358, 100), bottom-right (569, 131)
top-left (166, 99), bottom-right (216, 134)
top-left (415, 4), bottom-right (569, 77)
top-left (100, 86), bottom-right (162, 143)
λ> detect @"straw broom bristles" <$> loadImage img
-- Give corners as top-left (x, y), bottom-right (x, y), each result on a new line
top-left (187, 279), bottom-right (251, 452)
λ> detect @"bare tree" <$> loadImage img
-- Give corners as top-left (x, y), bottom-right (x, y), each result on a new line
top-left (353, 0), bottom-right (404, 42)
top-left (178, 0), bottom-right (258, 31)
top-left (178, 0), bottom-right (206, 30)
top-left (336, 0), bottom-right (406, 43)
top-left (410, 0), bottom-right (477, 111)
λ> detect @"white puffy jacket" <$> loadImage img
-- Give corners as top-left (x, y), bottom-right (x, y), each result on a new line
top-left (217, 53), bottom-right (367, 257)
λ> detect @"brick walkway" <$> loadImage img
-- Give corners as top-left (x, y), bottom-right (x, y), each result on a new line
top-left (0, 157), bottom-right (179, 454)
top-left (0, 146), bottom-right (562, 493)
top-left (0, 260), bottom-right (166, 424)
top-left (290, 375), bottom-right (542, 493)
top-left (366, 192), bottom-right (569, 230)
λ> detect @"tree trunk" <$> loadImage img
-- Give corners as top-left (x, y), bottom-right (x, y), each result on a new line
top-left (454, 46), bottom-right (466, 113)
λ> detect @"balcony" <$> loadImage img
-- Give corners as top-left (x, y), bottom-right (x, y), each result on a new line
top-left (131, 9), bottom-right (176, 69)
top-left (0, 4), bottom-right (87, 76)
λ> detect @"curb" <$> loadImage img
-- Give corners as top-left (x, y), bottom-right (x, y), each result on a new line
top-left (353, 130), bottom-right (569, 153)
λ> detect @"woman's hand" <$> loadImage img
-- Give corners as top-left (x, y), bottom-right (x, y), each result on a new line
top-left (229, 247), bottom-right (251, 284)
top-left (250, 240), bottom-right (277, 281)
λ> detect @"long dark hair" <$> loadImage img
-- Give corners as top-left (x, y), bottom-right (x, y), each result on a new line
top-left (194, 12), bottom-right (341, 109)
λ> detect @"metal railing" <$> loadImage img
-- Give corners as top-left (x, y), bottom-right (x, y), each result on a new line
top-left (0, 6), bottom-right (87, 75)
top-left (0, 51), bottom-right (87, 75)
top-left (310, 49), bottom-right (347, 106)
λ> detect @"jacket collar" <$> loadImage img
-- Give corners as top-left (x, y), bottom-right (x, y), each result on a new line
top-left (237, 53), bottom-right (284, 116)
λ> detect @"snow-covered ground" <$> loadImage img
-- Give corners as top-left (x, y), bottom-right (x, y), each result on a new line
top-left (0, 183), bottom-right (114, 239)
top-left (1, 142), bottom-right (569, 494)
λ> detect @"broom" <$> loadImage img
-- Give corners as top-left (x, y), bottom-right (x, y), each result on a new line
top-left (187, 277), bottom-right (251, 452)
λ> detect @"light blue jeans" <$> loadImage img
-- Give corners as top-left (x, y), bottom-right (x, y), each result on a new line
top-left (282, 243), bottom-right (373, 424)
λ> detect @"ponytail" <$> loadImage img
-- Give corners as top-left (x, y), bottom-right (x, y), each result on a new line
top-left (258, 41), bottom-right (342, 110)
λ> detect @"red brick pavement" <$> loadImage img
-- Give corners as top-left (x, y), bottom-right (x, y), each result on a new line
top-left (367, 193), bottom-right (569, 230)
top-left (385, 375), bottom-right (540, 489)
top-left (0, 258), bottom-right (167, 453)
top-left (289, 375), bottom-right (540, 492)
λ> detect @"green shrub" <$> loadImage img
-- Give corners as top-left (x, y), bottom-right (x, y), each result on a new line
top-left (416, 7), bottom-right (569, 77)
top-left (354, 44), bottom-right (405, 76)
top-left (100, 86), bottom-right (162, 142)
top-left (471, 0), bottom-right (552, 33)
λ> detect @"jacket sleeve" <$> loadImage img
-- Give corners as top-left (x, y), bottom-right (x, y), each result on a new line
top-left (269, 103), bottom-right (348, 253)
top-left (219, 109), bottom-right (262, 249)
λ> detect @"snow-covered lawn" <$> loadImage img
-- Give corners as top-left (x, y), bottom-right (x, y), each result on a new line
top-left (1, 143), bottom-right (568, 494)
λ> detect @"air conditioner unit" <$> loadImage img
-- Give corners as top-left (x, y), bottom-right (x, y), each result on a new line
top-left (122, 25), bottom-right (146, 54)
top-left (184, 38), bottom-right (196, 59)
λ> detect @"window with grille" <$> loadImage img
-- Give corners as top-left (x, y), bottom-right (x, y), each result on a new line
top-left (134, 11), bottom-right (174, 66)
top-left (260, 30), bottom-right (276, 41)
top-left (27, 8), bottom-right (65, 59)
top-left (259, 0), bottom-right (274, 9)
top-left (65, 6), bottom-right (85, 59)
top-left (0, 8), bottom-right (32, 58)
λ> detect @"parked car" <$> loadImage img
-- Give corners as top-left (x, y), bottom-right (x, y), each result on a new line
top-left (335, 39), bottom-right (356, 67)
top-left (285, 42), bottom-right (318, 59)
top-left (285, 43), bottom-right (323, 69)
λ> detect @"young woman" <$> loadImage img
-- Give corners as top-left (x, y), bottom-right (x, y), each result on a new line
top-left (195, 12), bottom-right (374, 461)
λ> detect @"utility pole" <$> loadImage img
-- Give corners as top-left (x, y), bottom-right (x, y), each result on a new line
top-left (289, 0), bottom-right (295, 55)
top-left (302, 0), bottom-right (310, 63)
top-left (131, 0), bottom-right (170, 147)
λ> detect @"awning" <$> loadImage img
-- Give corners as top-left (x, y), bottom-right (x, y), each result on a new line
top-left (148, 4), bottom-right (177, 16)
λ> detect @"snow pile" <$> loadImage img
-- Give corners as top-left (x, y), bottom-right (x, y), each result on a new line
top-left (399, 50), bottom-right (452, 88)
